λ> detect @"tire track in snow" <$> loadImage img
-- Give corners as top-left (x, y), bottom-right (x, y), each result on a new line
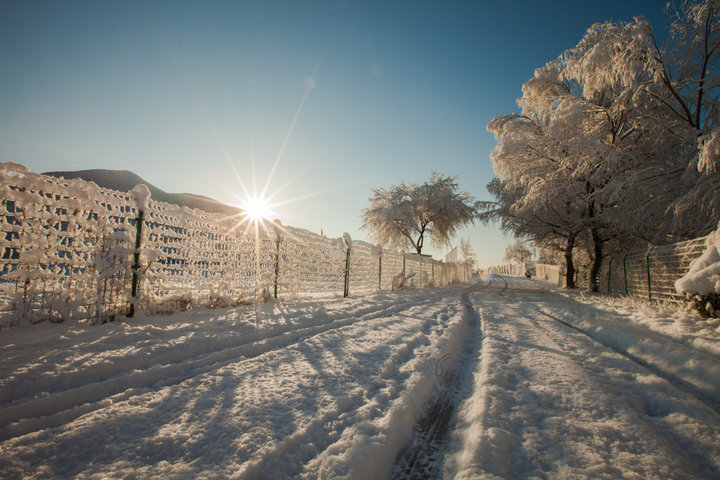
top-left (0, 290), bottom-right (453, 407)
top-left (0, 291), bottom-right (455, 442)
top-left (392, 287), bottom-right (482, 479)
top-left (492, 276), bottom-right (720, 415)
top-left (517, 304), bottom-right (720, 479)
top-left (526, 304), bottom-right (720, 415)
top-left (236, 310), bottom-right (447, 479)
top-left (493, 281), bottom-right (720, 418)
top-left (451, 281), bottom-right (719, 479)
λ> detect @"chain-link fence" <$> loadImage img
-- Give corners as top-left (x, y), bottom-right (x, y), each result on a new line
top-left (0, 164), bottom-right (471, 326)
top-left (487, 264), bottom-right (524, 276)
top-left (534, 237), bottom-right (707, 301)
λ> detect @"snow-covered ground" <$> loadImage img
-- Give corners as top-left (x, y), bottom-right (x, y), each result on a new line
top-left (1, 276), bottom-right (719, 479)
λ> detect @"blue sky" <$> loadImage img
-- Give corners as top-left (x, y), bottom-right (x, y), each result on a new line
top-left (0, 0), bottom-right (668, 267)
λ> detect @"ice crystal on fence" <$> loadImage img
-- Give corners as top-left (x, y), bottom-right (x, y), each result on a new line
top-left (0, 163), bottom-right (471, 326)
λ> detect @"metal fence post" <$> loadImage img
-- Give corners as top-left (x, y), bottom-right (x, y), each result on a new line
top-left (646, 248), bottom-right (653, 300)
top-left (623, 254), bottom-right (628, 295)
top-left (128, 209), bottom-right (144, 318)
top-left (378, 249), bottom-right (382, 290)
top-left (343, 246), bottom-right (351, 298)
top-left (274, 235), bottom-right (280, 299)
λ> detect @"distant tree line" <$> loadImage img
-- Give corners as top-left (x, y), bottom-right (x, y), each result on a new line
top-left (481, 0), bottom-right (720, 290)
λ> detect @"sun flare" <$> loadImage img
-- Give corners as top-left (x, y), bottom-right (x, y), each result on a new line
top-left (241, 195), bottom-right (273, 223)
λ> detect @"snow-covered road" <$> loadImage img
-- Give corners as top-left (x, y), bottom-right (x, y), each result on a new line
top-left (1, 276), bottom-right (719, 479)
top-left (446, 279), bottom-right (720, 479)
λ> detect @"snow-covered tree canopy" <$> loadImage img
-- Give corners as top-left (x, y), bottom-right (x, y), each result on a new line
top-left (504, 240), bottom-right (535, 266)
top-left (361, 173), bottom-right (479, 255)
top-left (484, 0), bottom-right (720, 291)
top-left (460, 238), bottom-right (477, 268)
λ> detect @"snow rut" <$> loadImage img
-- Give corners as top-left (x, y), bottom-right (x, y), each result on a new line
top-left (498, 285), bottom-right (720, 415)
top-left (443, 277), bottom-right (720, 479)
top-left (519, 306), bottom-right (720, 479)
top-left (0, 290), bottom-right (453, 443)
top-left (527, 303), bottom-right (720, 415)
top-left (392, 288), bottom-right (481, 479)
top-left (482, 277), bottom-right (720, 478)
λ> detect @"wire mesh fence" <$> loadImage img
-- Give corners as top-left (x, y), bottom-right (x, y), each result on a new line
top-left (487, 264), bottom-right (524, 276)
top-left (535, 237), bottom-right (708, 301)
top-left (0, 163), bottom-right (471, 326)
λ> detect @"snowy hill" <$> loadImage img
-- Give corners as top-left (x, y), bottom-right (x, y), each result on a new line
top-left (44, 169), bottom-right (241, 216)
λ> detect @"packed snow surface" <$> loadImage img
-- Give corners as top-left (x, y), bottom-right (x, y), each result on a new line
top-left (1, 277), bottom-right (719, 479)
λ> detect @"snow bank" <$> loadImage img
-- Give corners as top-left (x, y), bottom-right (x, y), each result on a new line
top-left (675, 223), bottom-right (720, 296)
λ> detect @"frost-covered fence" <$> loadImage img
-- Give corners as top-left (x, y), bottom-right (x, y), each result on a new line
top-left (595, 238), bottom-right (707, 300)
top-left (0, 163), bottom-right (141, 325)
top-left (0, 163), bottom-right (471, 326)
top-left (487, 264), bottom-right (523, 276)
top-left (559, 237), bottom-right (707, 301)
top-left (535, 263), bottom-right (561, 284)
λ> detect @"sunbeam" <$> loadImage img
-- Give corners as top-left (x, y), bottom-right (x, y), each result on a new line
top-left (240, 194), bottom-right (273, 223)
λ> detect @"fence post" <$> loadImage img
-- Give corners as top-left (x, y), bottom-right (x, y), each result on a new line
top-left (343, 247), bottom-right (351, 297)
top-left (378, 249), bottom-right (382, 290)
top-left (343, 236), bottom-right (351, 298)
top-left (128, 209), bottom-right (144, 318)
top-left (419, 255), bottom-right (423, 288)
top-left (646, 248), bottom-right (653, 300)
top-left (274, 235), bottom-right (280, 299)
top-left (623, 254), bottom-right (628, 295)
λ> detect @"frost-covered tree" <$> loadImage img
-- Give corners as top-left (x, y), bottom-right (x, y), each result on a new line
top-left (504, 240), bottom-right (535, 266)
top-left (649, 0), bottom-right (720, 232)
top-left (483, 106), bottom-right (591, 287)
top-left (460, 237), bottom-right (477, 269)
top-left (485, 3), bottom-right (720, 291)
top-left (559, 9), bottom-right (717, 238)
top-left (361, 173), bottom-right (479, 255)
top-left (481, 176), bottom-right (584, 287)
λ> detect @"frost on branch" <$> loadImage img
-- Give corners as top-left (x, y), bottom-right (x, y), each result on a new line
top-left (698, 128), bottom-right (720, 174)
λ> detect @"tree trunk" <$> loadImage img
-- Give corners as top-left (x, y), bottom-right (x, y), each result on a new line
top-left (588, 227), bottom-right (603, 292)
top-left (585, 186), bottom-right (603, 293)
top-left (564, 234), bottom-right (576, 289)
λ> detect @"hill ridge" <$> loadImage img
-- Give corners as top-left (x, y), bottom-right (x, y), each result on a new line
top-left (44, 169), bottom-right (241, 216)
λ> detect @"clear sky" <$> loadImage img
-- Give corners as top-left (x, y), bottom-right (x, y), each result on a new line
top-left (0, 0), bottom-right (669, 268)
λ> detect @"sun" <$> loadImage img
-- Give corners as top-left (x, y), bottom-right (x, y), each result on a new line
top-left (241, 195), bottom-right (273, 223)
